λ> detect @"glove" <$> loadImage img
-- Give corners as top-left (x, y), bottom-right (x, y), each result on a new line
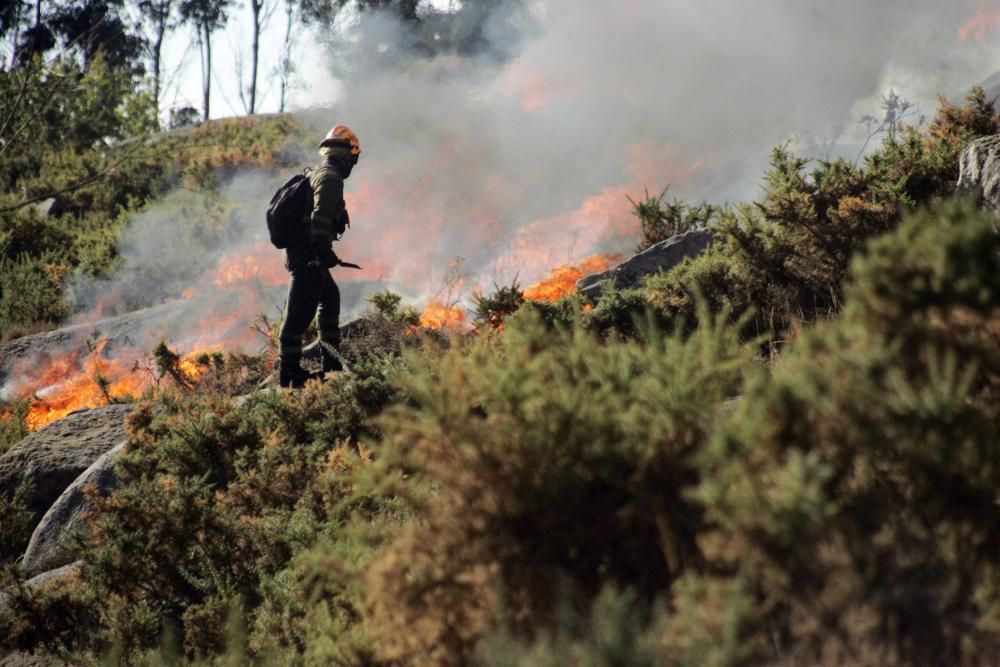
top-left (334, 209), bottom-right (350, 239)
top-left (308, 237), bottom-right (339, 269)
top-left (321, 247), bottom-right (340, 268)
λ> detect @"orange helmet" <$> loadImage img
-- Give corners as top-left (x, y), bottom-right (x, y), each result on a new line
top-left (319, 124), bottom-right (361, 159)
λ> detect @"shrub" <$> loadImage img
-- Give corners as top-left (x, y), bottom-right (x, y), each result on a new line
top-left (630, 187), bottom-right (717, 251)
top-left (365, 304), bottom-right (754, 663)
top-left (643, 90), bottom-right (1000, 347)
top-left (0, 254), bottom-right (72, 339)
top-left (692, 200), bottom-right (1000, 665)
top-left (0, 480), bottom-right (35, 564)
top-left (473, 280), bottom-right (525, 330)
top-left (0, 398), bottom-right (29, 456)
top-left (0, 347), bottom-right (406, 662)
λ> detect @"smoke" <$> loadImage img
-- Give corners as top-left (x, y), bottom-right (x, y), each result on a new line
top-left (4, 0), bottom-right (998, 421)
top-left (289, 0), bottom-right (1000, 295)
top-left (77, 0), bottom-right (1000, 312)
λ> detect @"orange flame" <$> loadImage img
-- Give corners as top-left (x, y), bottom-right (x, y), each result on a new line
top-left (8, 137), bottom-right (707, 432)
top-left (213, 241), bottom-right (287, 288)
top-left (523, 254), bottom-right (622, 302)
top-left (959, 4), bottom-right (1000, 41)
top-left (419, 301), bottom-right (467, 330)
top-left (23, 340), bottom-right (148, 430)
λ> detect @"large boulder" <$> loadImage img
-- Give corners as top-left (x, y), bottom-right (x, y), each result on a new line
top-left (21, 440), bottom-right (127, 577)
top-left (577, 230), bottom-right (715, 301)
top-left (0, 405), bottom-right (132, 559)
top-left (957, 134), bottom-right (1000, 211)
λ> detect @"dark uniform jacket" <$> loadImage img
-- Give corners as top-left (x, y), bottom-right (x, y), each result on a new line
top-left (285, 159), bottom-right (347, 271)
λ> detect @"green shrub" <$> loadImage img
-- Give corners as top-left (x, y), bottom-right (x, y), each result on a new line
top-left (692, 200), bottom-right (1000, 665)
top-left (473, 280), bottom-right (526, 329)
top-left (482, 587), bottom-right (667, 667)
top-left (365, 304), bottom-right (754, 663)
top-left (630, 187), bottom-right (717, 251)
top-left (643, 90), bottom-right (1000, 347)
top-left (0, 254), bottom-right (71, 339)
top-left (0, 347), bottom-right (406, 661)
top-left (0, 398), bottom-right (29, 456)
top-left (0, 480), bottom-right (35, 564)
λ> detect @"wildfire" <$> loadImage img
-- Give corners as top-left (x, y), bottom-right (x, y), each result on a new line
top-left (22, 341), bottom-right (148, 430)
top-left (959, 4), bottom-right (1000, 41)
top-left (523, 254), bottom-right (622, 302)
top-left (419, 301), bottom-right (467, 330)
top-left (212, 241), bottom-right (287, 288)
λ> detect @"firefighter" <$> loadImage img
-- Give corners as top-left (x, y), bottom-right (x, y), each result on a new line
top-left (277, 124), bottom-right (361, 388)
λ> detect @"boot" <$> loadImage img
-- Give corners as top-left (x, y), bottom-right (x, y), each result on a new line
top-left (278, 357), bottom-right (312, 388)
top-left (320, 342), bottom-right (344, 375)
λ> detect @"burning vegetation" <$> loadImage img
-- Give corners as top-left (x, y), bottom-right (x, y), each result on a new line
top-left (2, 36), bottom-right (1000, 667)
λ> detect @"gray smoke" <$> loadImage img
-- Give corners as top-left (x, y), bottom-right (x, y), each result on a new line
top-left (292, 0), bottom-right (998, 293)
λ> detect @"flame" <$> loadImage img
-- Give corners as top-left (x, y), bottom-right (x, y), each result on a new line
top-left (5, 136), bottom-right (707, 432)
top-left (23, 340), bottom-right (148, 430)
top-left (8, 238), bottom-right (287, 431)
top-left (501, 59), bottom-right (561, 112)
top-left (419, 301), bottom-right (467, 330)
top-left (523, 254), bottom-right (622, 302)
top-left (959, 4), bottom-right (1000, 41)
top-left (213, 241), bottom-right (288, 288)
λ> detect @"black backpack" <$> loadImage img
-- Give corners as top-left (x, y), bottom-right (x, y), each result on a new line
top-left (266, 172), bottom-right (313, 249)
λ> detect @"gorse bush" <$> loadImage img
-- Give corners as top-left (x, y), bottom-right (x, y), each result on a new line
top-left (691, 199), bottom-right (1000, 666)
top-left (0, 351), bottom-right (406, 662)
top-left (2, 55), bottom-right (999, 667)
top-left (642, 88), bottom-right (1000, 346)
top-left (631, 187), bottom-right (716, 251)
top-left (364, 304), bottom-right (755, 663)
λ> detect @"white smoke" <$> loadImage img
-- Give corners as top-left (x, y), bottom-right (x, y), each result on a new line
top-left (287, 0), bottom-right (1000, 295)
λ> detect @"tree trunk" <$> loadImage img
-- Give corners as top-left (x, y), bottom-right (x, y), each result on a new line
top-left (201, 20), bottom-right (211, 121)
top-left (152, 21), bottom-right (165, 110)
top-left (249, 0), bottom-right (260, 114)
top-left (278, 0), bottom-right (294, 113)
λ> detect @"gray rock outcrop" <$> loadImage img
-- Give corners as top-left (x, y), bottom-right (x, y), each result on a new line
top-left (577, 230), bottom-right (715, 301)
top-left (957, 134), bottom-right (1000, 211)
top-left (0, 405), bottom-right (132, 558)
top-left (21, 440), bottom-right (127, 577)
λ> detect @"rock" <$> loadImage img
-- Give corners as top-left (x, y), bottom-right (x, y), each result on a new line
top-left (22, 561), bottom-right (82, 589)
top-left (21, 441), bottom-right (127, 577)
top-left (957, 134), bottom-right (1000, 211)
top-left (33, 197), bottom-right (64, 218)
top-left (577, 230), bottom-right (715, 301)
top-left (0, 405), bottom-right (132, 560)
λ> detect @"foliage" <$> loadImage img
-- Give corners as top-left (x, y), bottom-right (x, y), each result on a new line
top-left (691, 199), bottom-right (1000, 665)
top-left (0, 397), bottom-right (29, 456)
top-left (0, 480), bottom-right (35, 563)
top-left (642, 89), bottom-right (1000, 347)
top-left (473, 280), bottom-right (525, 329)
top-left (482, 587), bottom-right (667, 667)
top-left (630, 187), bottom-right (717, 251)
top-left (0, 254), bottom-right (72, 340)
top-left (366, 288), bottom-right (420, 326)
top-left (364, 305), bottom-right (754, 663)
top-left (0, 350), bottom-right (406, 661)
top-left (0, 52), bottom-right (299, 331)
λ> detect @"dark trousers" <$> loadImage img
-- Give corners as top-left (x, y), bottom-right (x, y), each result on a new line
top-left (278, 265), bottom-right (340, 364)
